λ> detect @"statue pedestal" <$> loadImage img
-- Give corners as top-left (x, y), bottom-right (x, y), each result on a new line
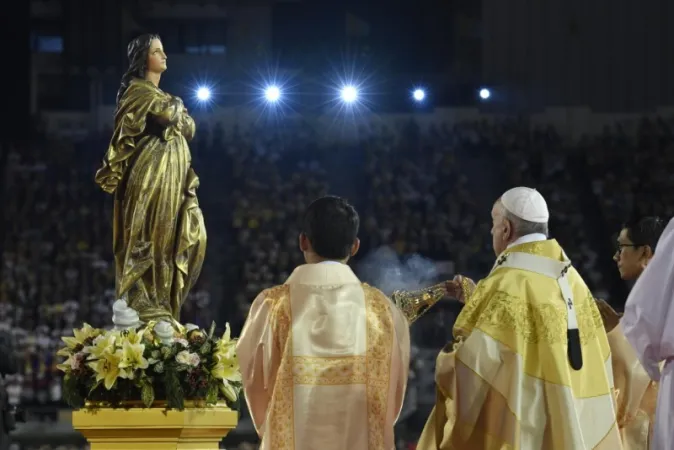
top-left (72, 403), bottom-right (238, 450)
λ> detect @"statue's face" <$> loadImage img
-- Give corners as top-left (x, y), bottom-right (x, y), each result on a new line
top-left (147, 38), bottom-right (167, 74)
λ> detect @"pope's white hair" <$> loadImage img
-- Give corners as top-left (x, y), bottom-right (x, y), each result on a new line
top-left (497, 200), bottom-right (549, 238)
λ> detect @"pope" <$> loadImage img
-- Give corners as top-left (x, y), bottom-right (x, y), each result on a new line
top-left (417, 187), bottom-right (622, 450)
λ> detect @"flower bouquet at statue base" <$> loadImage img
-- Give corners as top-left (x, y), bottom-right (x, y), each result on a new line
top-left (59, 299), bottom-right (241, 449)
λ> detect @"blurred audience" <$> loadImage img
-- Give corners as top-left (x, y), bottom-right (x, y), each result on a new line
top-left (2, 115), bottom-right (673, 449)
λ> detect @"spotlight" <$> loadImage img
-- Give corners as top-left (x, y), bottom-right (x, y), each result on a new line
top-left (479, 88), bottom-right (491, 100)
top-left (340, 85), bottom-right (359, 103)
top-left (196, 87), bottom-right (211, 101)
top-left (412, 88), bottom-right (426, 102)
top-left (264, 85), bottom-right (281, 102)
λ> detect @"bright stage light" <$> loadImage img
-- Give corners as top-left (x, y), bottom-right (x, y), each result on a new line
top-left (196, 87), bottom-right (211, 101)
top-left (479, 88), bottom-right (491, 100)
top-left (340, 85), bottom-right (359, 103)
top-left (413, 89), bottom-right (426, 101)
top-left (265, 85), bottom-right (281, 102)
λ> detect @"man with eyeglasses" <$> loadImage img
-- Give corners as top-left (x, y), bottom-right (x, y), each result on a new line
top-left (596, 216), bottom-right (666, 449)
top-left (622, 217), bottom-right (674, 450)
top-left (614, 217), bottom-right (666, 282)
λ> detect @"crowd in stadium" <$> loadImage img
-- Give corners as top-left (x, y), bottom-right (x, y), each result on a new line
top-left (2, 114), bottom-right (673, 449)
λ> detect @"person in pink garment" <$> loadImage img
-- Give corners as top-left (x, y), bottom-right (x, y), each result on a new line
top-left (622, 217), bottom-right (674, 450)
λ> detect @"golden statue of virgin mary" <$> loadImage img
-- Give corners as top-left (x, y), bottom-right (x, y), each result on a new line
top-left (95, 34), bottom-right (206, 325)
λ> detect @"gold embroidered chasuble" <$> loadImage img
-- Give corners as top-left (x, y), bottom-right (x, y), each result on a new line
top-left (237, 263), bottom-right (410, 450)
top-left (417, 239), bottom-right (622, 450)
top-left (597, 301), bottom-right (657, 450)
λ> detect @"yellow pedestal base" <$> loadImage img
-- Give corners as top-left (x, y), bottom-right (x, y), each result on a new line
top-left (72, 403), bottom-right (238, 450)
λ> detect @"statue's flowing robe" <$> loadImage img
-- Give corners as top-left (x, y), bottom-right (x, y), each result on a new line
top-left (95, 78), bottom-right (205, 322)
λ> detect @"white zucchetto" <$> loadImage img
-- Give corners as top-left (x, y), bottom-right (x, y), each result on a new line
top-left (501, 187), bottom-right (549, 223)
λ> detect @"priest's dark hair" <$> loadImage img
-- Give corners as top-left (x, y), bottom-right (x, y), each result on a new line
top-left (302, 196), bottom-right (359, 260)
top-left (623, 216), bottom-right (667, 252)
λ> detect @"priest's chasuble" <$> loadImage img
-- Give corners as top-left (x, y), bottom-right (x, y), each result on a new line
top-left (622, 217), bottom-right (674, 450)
top-left (596, 301), bottom-right (657, 450)
top-left (417, 239), bottom-right (622, 450)
top-left (237, 262), bottom-right (411, 450)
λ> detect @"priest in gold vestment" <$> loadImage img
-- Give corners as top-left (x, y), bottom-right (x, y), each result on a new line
top-left (418, 187), bottom-right (622, 450)
top-left (238, 196), bottom-right (451, 450)
top-left (622, 217), bottom-right (674, 450)
top-left (596, 216), bottom-right (666, 450)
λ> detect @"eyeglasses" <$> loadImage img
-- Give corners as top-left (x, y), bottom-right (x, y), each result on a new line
top-left (615, 243), bottom-right (643, 253)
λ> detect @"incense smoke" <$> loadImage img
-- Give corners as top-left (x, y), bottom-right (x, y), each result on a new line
top-left (356, 246), bottom-right (440, 295)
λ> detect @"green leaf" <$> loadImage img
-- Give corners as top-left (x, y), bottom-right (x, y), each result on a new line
top-left (62, 374), bottom-right (85, 409)
top-left (164, 366), bottom-right (184, 410)
top-left (141, 380), bottom-right (155, 408)
top-left (88, 380), bottom-right (102, 395)
top-left (206, 382), bottom-right (218, 404)
top-left (208, 321), bottom-right (216, 339)
top-left (199, 341), bottom-right (211, 355)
